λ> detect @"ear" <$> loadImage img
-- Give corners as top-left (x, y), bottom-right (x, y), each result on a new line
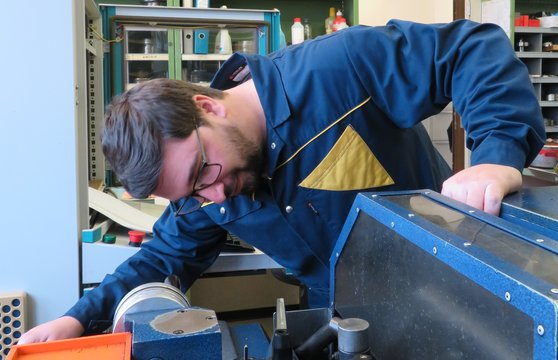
top-left (192, 94), bottom-right (226, 117)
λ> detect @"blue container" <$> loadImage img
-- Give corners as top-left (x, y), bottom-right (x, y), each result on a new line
top-left (194, 29), bottom-right (209, 54)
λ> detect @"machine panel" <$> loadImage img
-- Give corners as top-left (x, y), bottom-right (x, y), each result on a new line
top-left (331, 190), bottom-right (558, 360)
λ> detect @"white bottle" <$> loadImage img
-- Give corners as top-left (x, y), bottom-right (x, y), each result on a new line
top-left (216, 28), bottom-right (232, 54)
top-left (291, 17), bottom-right (304, 45)
top-left (215, 5), bottom-right (232, 54)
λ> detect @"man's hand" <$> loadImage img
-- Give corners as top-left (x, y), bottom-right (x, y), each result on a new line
top-left (17, 316), bottom-right (84, 345)
top-left (441, 164), bottom-right (522, 216)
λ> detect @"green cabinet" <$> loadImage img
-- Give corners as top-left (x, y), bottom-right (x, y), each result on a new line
top-left (211, 0), bottom-right (358, 43)
top-left (100, 5), bottom-right (280, 100)
top-left (97, 0), bottom-right (357, 46)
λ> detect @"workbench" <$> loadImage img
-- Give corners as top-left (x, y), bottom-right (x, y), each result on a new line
top-left (81, 228), bottom-right (282, 285)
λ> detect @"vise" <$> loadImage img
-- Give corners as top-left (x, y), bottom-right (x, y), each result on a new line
top-left (112, 282), bottom-right (221, 360)
top-left (110, 281), bottom-right (269, 360)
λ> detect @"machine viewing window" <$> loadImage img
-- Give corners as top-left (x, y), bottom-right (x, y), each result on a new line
top-left (388, 194), bottom-right (558, 287)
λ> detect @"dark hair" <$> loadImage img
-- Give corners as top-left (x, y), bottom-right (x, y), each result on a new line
top-left (101, 78), bottom-right (224, 198)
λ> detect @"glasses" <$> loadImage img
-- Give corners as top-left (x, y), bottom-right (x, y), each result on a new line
top-left (174, 125), bottom-right (222, 216)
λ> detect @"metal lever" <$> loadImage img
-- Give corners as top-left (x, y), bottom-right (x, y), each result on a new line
top-left (294, 317), bottom-right (340, 359)
top-left (271, 298), bottom-right (293, 360)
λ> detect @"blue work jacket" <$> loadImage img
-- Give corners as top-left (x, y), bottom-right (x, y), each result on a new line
top-left (67, 20), bottom-right (545, 330)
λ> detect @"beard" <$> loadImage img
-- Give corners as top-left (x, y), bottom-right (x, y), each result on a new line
top-left (222, 124), bottom-right (265, 197)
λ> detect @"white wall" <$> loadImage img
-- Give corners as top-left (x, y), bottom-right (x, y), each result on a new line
top-left (358, 0), bottom-right (453, 25)
top-left (357, 0), bottom-right (454, 167)
top-left (0, 1), bottom-right (83, 327)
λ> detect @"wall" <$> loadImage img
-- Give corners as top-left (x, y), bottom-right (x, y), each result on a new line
top-left (358, 0), bottom-right (452, 25)
top-left (0, 1), bottom-right (82, 328)
top-left (357, 0), bottom-right (453, 167)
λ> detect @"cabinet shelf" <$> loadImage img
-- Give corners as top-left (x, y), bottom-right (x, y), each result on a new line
top-left (517, 52), bottom-right (558, 58)
top-left (182, 54), bottom-right (231, 61)
top-left (531, 76), bottom-right (558, 83)
top-left (516, 26), bottom-right (558, 34)
top-left (125, 53), bottom-right (169, 61)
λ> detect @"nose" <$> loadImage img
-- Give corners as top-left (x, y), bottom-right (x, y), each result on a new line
top-left (197, 182), bottom-right (227, 204)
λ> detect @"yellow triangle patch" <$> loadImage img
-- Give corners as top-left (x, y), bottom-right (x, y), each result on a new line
top-left (299, 126), bottom-right (394, 191)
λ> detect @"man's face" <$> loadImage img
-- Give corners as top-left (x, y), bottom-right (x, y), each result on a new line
top-left (154, 121), bottom-right (265, 205)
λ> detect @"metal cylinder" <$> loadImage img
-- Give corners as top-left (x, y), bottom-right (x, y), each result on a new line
top-left (112, 282), bottom-right (190, 333)
top-left (337, 318), bottom-right (370, 355)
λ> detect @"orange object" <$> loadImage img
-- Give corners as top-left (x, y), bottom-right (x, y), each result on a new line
top-left (6, 332), bottom-right (131, 360)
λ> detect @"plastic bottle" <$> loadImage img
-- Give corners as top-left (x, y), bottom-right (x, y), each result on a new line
top-left (336, 17), bottom-right (349, 31)
top-left (332, 10), bottom-right (347, 32)
top-left (302, 18), bottom-right (312, 40)
top-left (215, 5), bottom-right (232, 54)
top-left (291, 17), bottom-right (304, 45)
top-left (216, 28), bottom-right (232, 54)
top-left (325, 7), bottom-right (335, 34)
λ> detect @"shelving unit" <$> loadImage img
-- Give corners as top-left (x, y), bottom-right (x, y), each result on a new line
top-left (515, 26), bottom-right (558, 138)
top-left (211, 0), bottom-right (357, 43)
top-left (100, 5), bottom-right (280, 98)
top-left (85, 0), bottom-right (105, 182)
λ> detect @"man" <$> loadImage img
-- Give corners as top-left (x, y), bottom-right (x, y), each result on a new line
top-left (20, 19), bottom-right (544, 343)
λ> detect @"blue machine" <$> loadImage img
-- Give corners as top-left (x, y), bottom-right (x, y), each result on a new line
top-left (330, 189), bottom-right (558, 359)
top-left (113, 187), bottom-right (558, 359)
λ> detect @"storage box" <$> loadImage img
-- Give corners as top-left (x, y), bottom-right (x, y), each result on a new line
top-left (539, 16), bottom-right (558, 28)
top-left (194, 29), bottom-right (209, 54)
top-left (6, 333), bottom-right (131, 360)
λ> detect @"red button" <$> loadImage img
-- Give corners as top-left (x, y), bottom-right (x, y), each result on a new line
top-left (128, 230), bottom-right (146, 246)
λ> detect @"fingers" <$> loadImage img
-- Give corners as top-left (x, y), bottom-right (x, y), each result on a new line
top-left (441, 164), bottom-right (522, 216)
top-left (17, 328), bottom-right (44, 345)
top-left (18, 316), bottom-right (84, 345)
top-left (483, 184), bottom-right (506, 216)
top-left (442, 182), bottom-right (487, 213)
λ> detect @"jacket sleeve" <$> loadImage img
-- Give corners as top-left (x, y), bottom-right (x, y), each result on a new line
top-left (65, 203), bottom-right (225, 331)
top-left (343, 19), bottom-right (545, 170)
